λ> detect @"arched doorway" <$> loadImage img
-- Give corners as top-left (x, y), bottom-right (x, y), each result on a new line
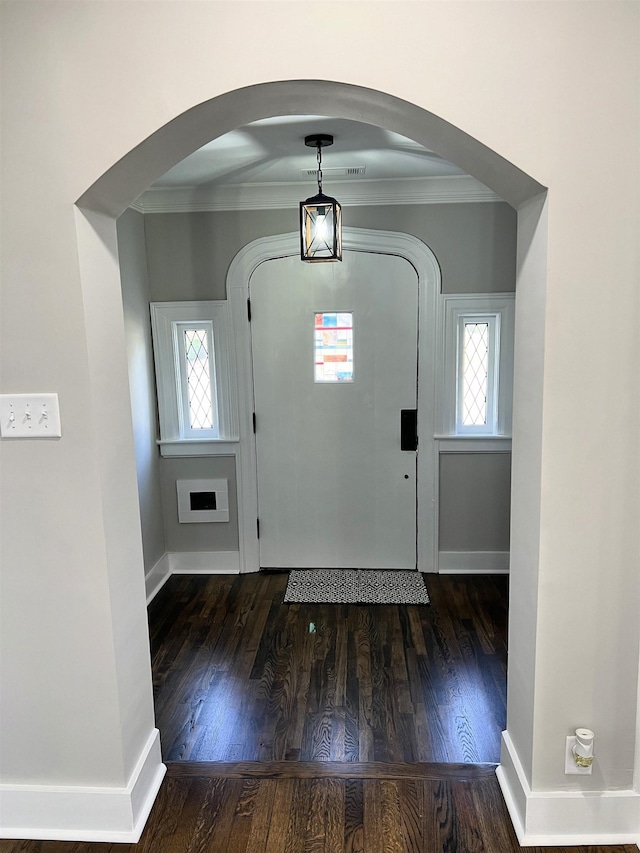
top-left (225, 227), bottom-right (442, 575)
top-left (75, 78), bottom-right (548, 836)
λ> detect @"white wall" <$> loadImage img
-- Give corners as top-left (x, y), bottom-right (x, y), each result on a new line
top-left (1, 0), bottom-right (638, 843)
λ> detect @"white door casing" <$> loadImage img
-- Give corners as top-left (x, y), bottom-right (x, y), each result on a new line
top-left (228, 227), bottom-right (440, 574)
top-left (250, 251), bottom-right (418, 570)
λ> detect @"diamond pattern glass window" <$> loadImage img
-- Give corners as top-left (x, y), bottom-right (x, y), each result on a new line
top-left (183, 329), bottom-right (214, 429)
top-left (454, 312), bottom-right (500, 435)
top-left (150, 301), bottom-right (238, 449)
top-left (440, 295), bottom-right (514, 438)
top-left (461, 322), bottom-right (489, 426)
top-left (314, 312), bottom-right (353, 382)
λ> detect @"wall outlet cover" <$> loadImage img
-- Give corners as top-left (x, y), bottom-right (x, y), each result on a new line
top-left (565, 735), bottom-right (593, 775)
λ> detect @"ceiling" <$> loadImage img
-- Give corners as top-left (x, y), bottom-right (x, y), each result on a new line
top-left (151, 115), bottom-right (468, 190)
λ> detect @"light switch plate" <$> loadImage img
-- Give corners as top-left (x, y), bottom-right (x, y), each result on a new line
top-left (0, 394), bottom-right (61, 438)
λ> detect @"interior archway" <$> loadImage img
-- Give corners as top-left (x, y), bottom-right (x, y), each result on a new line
top-left (78, 80), bottom-right (544, 216)
top-left (75, 78), bottom-right (548, 796)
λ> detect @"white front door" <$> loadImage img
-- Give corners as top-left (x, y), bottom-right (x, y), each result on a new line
top-left (250, 250), bottom-right (419, 569)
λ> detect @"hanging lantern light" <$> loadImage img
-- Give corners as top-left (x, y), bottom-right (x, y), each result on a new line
top-left (300, 134), bottom-right (342, 262)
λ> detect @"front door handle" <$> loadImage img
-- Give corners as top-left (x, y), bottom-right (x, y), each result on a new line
top-left (400, 409), bottom-right (418, 451)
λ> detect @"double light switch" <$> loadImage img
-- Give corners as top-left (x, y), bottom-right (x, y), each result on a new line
top-left (0, 394), bottom-right (61, 438)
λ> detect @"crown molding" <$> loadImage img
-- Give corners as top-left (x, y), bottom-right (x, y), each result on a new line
top-left (130, 175), bottom-right (501, 214)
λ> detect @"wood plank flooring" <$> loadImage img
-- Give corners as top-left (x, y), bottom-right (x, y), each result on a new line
top-left (149, 572), bottom-right (508, 764)
top-left (2, 573), bottom-right (637, 851)
top-left (1, 765), bottom-right (636, 853)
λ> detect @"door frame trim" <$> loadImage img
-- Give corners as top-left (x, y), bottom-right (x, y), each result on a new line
top-left (228, 227), bottom-right (441, 573)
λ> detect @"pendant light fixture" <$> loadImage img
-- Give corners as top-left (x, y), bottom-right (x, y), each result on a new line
top-left (300, 134), bottom-right (342, 262)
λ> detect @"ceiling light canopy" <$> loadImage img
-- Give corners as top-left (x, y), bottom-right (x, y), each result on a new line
top-left (300, 134), bottom-right (342, 262)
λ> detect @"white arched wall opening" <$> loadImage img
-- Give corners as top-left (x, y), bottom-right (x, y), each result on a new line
top-left (75, 81), bottom-right (550, 842)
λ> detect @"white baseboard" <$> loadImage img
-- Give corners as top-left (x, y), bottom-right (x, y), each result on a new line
top-left (145, 553), bottom-right (172, 604)
top-left (438, 550), bottom-right (509, 574)
top-left (169, 550), bottom-right (240, 574)
top-left (145, 551), bottom-right (241, 603)
top-left (0, 728), bottom-right (166, 843)
top-left (148, 551), bottom-right (508, 600)
top-left (497, 730), bottom-right (640, 847)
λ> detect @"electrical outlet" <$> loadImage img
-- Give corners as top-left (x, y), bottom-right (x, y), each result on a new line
top-left (565, 735), bottom-right (593, 775)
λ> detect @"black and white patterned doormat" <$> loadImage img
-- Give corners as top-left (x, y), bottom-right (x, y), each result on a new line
top-left (284, 569), bottom-right (430, 605)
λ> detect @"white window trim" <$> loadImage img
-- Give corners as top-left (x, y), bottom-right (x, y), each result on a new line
top-left (150, 301), bottom-right (239, 453)
top-left (438, 293), bottom-right (514, 438)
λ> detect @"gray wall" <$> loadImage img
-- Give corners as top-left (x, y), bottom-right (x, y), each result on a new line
top-left (127, 201), bottom-right (515, 562)
top-left (159, 455), bottom-right (239, 552)
top-left (117, 209), bottom-right (166, 573)
top-left (119, 210), bottom-right (239, 559)
top-left (439, 453), bottom-right (512, 551)
top-left (145, 209), bottom-right (295, 301)
top-left (144, 202), bottom-right (516, 301)
top-left (350, 203), bottom-right (516, 294)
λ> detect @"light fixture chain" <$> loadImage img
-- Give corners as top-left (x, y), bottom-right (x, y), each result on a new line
top-left (317, 144), bottom-right (323, 193)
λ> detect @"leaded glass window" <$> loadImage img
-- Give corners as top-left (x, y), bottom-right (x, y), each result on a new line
top-left (184, 329), bottom-right (214, 429)
top-left (150, 300), bottom-right (238, 449)
top-left (461, 322), bottom-right (489, 426)
top-left (454, 312), bottom-right (500, 435)
top-left (175, 322), bottom-right (218, 437)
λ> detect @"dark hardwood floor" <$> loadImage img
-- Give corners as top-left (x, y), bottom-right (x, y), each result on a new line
top-left (1, 765), bottom-right (637, 852)
top-left (149, 572), bottom-right (508, 764)
top-left (3, 573), bottom-right (636, 851)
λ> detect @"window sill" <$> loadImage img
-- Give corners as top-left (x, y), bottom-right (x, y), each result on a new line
top-left (434, 435), bottom-right (512, 453)
top-left (157, 438), bottom-right (240, 458)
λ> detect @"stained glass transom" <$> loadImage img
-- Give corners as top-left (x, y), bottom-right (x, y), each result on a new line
top-left (314, 312), bottom-right (353, 382)
top-left (462, 322), bottom-right (489, 425)
top-left (184, 328), bottom-right (214, 429)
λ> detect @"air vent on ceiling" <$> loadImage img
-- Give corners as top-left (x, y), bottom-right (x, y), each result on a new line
top-left (302, 166), bottom-right (366, 178)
